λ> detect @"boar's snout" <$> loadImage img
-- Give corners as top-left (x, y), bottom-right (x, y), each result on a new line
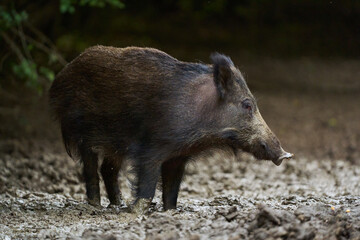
top-left (245, 111), bottom-right (293, 166)
top-left (272, 148), bottom-right (294, 166)
top-left (256, 137), bottom-right (293, 166)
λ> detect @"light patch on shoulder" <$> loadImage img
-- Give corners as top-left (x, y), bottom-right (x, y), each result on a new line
top-left (194, 77), bottom-right (217, 113)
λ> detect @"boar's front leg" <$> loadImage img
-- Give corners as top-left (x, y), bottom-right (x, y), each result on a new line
top-left (161, 157), bottom-right (187, 210)
top-left (133, 159), bottom-right (162, 214)
top-left (81, 148), bottom-right (100, 206)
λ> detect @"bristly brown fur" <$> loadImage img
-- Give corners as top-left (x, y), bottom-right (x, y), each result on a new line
top-left (49, 46), bottom-right (286, 209)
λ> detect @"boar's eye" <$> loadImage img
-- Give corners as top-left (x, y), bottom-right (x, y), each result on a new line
top-left (242, 99), bottom-right (253, 114)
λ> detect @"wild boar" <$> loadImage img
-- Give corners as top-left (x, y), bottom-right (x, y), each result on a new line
top-left (49, 46), bottom-right (293, 211)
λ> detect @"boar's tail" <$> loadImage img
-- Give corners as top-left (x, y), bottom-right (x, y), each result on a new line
top-left (49, 72), bottom-right (83, 160)
top-left (59, 116), bottom-right (82, 160)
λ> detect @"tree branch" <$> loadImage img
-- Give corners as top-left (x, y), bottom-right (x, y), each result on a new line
top-left (17, 23), bottom-right (34, 62)
top-left (10, 28), bottom-right (68, 66)
top-left (0, 31), bottom-right (25, 62)
top-left (24, 22), bottom-right (68, 65)
top-left (0, 52), bottom-right (10, 71)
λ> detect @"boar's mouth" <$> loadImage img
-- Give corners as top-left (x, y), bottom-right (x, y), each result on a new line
top-left (272, 151), bottom-right (294, 166)
top-left (251, 146), bottom-right (294, 166)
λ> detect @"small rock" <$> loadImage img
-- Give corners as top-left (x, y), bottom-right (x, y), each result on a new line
top-left (225, 211), bottom-right (239, 222)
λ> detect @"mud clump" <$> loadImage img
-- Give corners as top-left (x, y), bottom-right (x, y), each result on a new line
top-left (248, 204), bottom-right (315, 240)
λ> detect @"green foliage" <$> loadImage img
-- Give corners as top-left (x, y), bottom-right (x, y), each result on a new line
top-left (60, 0), bottom-right (124, 14)
top-left (60, 0), bottom-right (76, 14)
top-left (0, 6), bottom-right (56, 94)
top-left (1, 1), bottom-right (124, 94)
top-left (12, 60), bottom-right (37, 83)
top-left (0, 6), bottom-right (28, 30)
top-left (39, 67), bottom-right (55, 82)
top-left (12, 60), bottom-right (41, 93)
top-left (10, 60), bottom-right (55, 94)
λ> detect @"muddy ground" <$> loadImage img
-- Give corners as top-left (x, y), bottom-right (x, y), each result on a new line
top-left (0, 58), bottom-right (359, 239)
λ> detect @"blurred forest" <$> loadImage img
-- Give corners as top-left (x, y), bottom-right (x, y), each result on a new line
top-left (1, 0), bottom-right (360, 92)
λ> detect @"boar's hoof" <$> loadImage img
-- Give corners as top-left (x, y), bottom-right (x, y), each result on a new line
top-left (108, 199), bottom-right (127, 209)
top-left (88, 198), bottom-right (101, 207)
top-left (108, 202), bottom-right (131, 213)
top-left (109, 196), bottom-right (126, 207)
top-left (132, 198), bottom-right (152, 215)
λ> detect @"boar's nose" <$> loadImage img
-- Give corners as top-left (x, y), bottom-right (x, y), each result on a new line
top-left (272, 148), bottom-right (294, 166)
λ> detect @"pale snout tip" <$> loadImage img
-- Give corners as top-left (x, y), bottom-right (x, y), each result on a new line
top-left (279, 151), bottom-right (294, 160)
top-left (272, 151), bottom-right (294, 166)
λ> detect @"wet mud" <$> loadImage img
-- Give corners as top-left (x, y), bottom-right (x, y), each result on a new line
top-left (0, 143), bottom-right (359, 239)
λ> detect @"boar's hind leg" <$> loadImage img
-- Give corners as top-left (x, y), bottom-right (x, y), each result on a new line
top-left (81, 147), bottom-right (101, 206)
top-left (100, 156), bottom-right (123, 206)
top-left (161, 157), bottom-right (187, 210)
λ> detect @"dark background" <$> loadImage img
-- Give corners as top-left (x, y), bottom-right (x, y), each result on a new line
top-left (20, 0), bottom-right (360, 57)
top-left (1, 0), bottom-right (360, 160)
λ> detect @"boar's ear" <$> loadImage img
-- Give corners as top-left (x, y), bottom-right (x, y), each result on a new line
top-left (210, 53), bottom-right (234, 99)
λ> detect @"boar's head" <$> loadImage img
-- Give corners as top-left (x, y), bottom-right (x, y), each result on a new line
top-left (210, 53), bottom-right (293, 165)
